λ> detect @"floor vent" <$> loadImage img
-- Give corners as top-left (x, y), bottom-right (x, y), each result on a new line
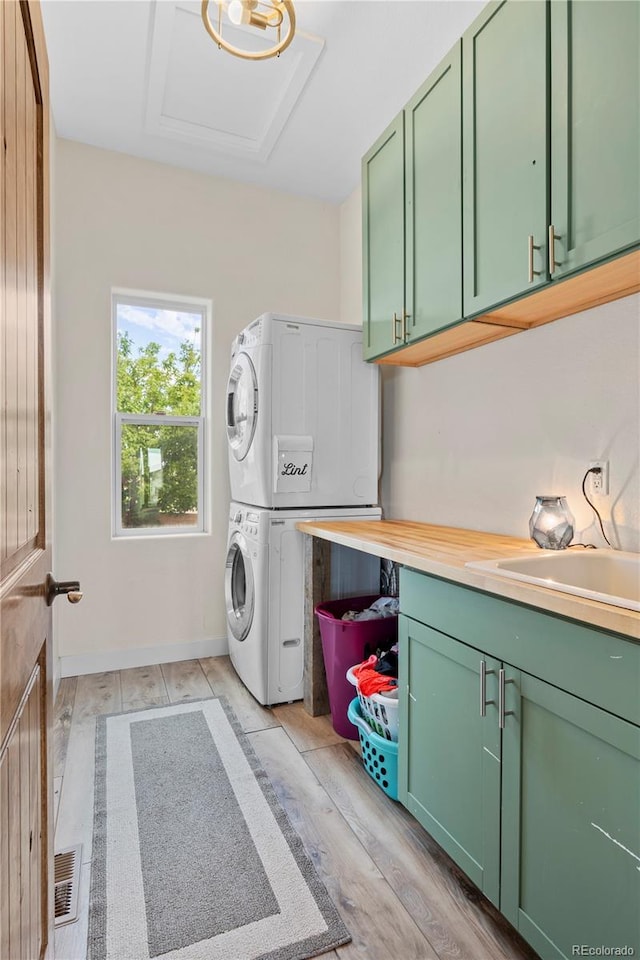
top-left (54, 844), bottom-right (82, 927)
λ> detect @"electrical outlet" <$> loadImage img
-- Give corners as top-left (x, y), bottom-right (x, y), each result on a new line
top-left (589, 460), bottom-right (609, 495)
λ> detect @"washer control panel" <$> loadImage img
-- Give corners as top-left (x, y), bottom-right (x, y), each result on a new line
top-left (230, 506), bottom-right (260, 538)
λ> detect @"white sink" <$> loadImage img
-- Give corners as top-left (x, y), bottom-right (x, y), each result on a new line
top-left (466, 550), bottom-right (640, 612)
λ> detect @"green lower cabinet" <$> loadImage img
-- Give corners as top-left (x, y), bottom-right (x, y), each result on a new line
top-left (501, 671), bottom-right (640, 959)
top-left (399, 574), bottom-right (640, 960)
top-left (399, 616), bottom-right (501, 906)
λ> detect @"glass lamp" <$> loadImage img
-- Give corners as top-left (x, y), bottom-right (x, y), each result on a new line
top-left (529, 496), bottom-right (574, 550)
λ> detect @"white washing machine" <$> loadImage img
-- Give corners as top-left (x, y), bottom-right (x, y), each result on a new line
top-left (225, 502), bottom-right (382, 706)
top-left (226, 313), bottom-right (380, 509)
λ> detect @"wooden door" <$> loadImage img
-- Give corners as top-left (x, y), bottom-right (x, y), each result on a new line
top-left (1, 668), bottom-right (43, 960)
top-left (462, 0), bottom-right (549, 317)
top-left (405, 41), bottom-right (462, 342)
top-left (550, 0), bottom-right (640, 278)
top-left (362, 113), bottom-right (405, 361)
top-left (398, 616), bottom-right (502, 907)
top-left (1, 2), bottom-right (53, 958)
top-left (501, 671), bottom-right (640, 959)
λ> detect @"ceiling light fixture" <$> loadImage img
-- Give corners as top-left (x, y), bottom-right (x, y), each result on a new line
top-left (201, 0), bottom-right (296, 61)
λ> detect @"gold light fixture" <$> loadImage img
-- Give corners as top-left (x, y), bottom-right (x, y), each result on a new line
top-left (201, 0), bottom-right (296, 61)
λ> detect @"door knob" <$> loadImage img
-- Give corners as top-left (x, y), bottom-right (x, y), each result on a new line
top-left (45, 573), bottom-right (83, 606)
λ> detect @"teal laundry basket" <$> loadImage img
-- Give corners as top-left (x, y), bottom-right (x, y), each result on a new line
top-left (347, 698), bottom-right (398, 801)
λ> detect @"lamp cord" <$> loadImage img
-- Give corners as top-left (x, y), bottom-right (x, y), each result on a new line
top-left (581, 467), bottom-right (612, 548)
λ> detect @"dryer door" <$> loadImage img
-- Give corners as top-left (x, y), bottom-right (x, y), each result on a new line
top-left (226, 353), bottom-right (258, 462)
top-left (225, 532), bottom-right (255, 641)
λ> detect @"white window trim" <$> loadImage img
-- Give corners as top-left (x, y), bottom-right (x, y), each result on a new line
top-left (111, 288), bottom-right (212, 539)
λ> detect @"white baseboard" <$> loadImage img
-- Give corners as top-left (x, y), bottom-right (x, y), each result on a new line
top-left (59, 636), bottom-right (229, 678)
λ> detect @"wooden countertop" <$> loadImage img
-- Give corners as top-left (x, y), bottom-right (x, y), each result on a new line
top-left (296, 520), bottom-right (640, 641)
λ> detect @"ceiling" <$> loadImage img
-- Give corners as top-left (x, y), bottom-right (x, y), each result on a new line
top-left (41, 0), bottom-right (485, 204)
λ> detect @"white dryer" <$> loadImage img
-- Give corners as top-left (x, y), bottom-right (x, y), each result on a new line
top-left (225, 502), bottom-right (381, 706)
top-left (226, 313), bottom-right (380, 509)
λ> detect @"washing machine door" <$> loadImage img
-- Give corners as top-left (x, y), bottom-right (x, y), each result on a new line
top-left (225, 532), bottom-right (255, 641)
top-left (226, 353), bottom-right (258, 462)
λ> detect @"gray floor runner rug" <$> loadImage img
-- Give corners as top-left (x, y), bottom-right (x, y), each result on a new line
top-left (88, 697), bottom-right (351, 960)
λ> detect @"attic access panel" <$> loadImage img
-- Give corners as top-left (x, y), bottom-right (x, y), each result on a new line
top-left (146, 1), bottom-right (324, 161)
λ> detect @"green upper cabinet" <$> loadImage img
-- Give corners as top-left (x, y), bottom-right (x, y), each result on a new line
top-left (405, 41), bottom-right (463, 343)
top-left (462, 0), bottom-right (549, 317)
top-left (362, 114), bottom-right (405, 361)
top-left (362, 43), bottom-right (463, 362)
top-left (361, 0), bottom-right (640, 365)
top-left (550, 0), bottom-right (640, 278)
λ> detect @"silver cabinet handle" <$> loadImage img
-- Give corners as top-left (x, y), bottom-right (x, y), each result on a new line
top-left (548, 224), bottom-right (562, 276)
top-left (480, 659), bottom-right (495, 717)
top-left (402, 308), bottom-right (411, 341)
top-left (498, 669), bottom-right (516, 729)
top-left (392, 311), bottom-right (403, 344)
top-left (528, 235), bottom-right (542, 283)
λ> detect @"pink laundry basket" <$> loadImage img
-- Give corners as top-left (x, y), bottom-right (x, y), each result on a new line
top-left (314, 595), bottom-right (398, 739)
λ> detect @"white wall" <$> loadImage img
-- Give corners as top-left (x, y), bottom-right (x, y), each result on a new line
top-left (339, 188), bottom-right (363, 326)
top-left (54, 139), bottom-right (340, 673)
top-left (340, 185), bottom-right (640, 553)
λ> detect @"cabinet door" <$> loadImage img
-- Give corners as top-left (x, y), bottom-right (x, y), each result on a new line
top-left (362, 114), bottom-right (405, 360)
top-left (501, 671), bottom-right (640, 959)
top-left (399, 616), bottom-right (501, 906)
top-left (405, 41), bottom-right (462, 342)
top-left (463, 0), bottom-right (549, 317)
top-left (550, 0), bottom-right (640, 277)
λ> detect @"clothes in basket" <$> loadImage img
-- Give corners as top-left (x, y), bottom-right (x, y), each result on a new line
top-left (347, 658), bottom-right (399, 743)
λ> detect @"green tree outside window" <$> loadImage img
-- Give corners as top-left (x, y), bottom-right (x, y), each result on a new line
top-left (117, 331), bottom-right (202, 528)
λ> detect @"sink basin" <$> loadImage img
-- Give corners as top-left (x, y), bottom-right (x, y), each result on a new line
top-left (466, 550), bottom-right (640, 612)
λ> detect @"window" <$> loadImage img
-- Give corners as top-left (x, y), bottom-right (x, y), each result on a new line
top-left (113, 291), bottom-right (210, 536)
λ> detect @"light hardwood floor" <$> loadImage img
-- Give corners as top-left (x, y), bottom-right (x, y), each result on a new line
top-left (53, 657), bottom-right (538, 960)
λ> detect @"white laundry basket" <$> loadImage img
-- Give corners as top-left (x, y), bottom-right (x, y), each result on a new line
top-left (346, 666), bottom-right (399, 742)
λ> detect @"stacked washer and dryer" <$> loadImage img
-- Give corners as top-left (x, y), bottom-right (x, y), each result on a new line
top-left (224, 313), bottom-right (382, 706)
